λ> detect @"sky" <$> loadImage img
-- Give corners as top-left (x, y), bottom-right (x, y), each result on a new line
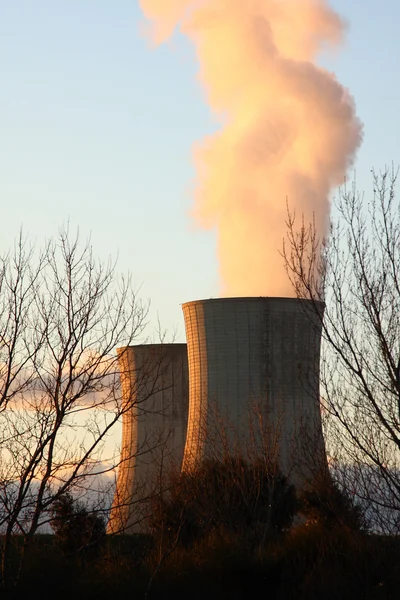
top-left (1, 0), bottom-right (400, 342)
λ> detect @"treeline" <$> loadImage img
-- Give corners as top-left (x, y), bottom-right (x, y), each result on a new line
top-left (4, 458), bottom-right (400, 600)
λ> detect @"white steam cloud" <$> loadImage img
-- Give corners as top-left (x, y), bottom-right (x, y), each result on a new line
top-left (139, 0), bottom-right (363, 296)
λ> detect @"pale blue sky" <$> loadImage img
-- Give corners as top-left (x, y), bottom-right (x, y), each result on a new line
top-left (1, 1), bottom-right (399, 341)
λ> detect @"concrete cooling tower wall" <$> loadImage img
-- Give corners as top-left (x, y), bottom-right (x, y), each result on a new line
top-left (107, 344), bottom-right (189, 534)
top-left (181, 297), bottom-right (326, 484)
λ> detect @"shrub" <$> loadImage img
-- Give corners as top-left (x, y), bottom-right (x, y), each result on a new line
top-left (149, 457), bottom-right (297, 547)
top-left (50, 493), bottom-right (106, 555)
top-left (299, 478), bottom-right (366, 532)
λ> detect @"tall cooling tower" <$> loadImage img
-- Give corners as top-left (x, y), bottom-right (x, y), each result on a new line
top-left (182, 297), bottom-right (326, 484)
top-left (108, 344), bottom-right (189, 534)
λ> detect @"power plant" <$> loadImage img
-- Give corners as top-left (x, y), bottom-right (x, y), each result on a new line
top-left (107, 344), bottom-right (189, 534)
top-left (108, 297), bottom-right (326, 533)
top-left (182, 297), bottom-right (326, 479)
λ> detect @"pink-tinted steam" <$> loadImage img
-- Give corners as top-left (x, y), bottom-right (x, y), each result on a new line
top-left (139, 0), bottom-right (362, 296)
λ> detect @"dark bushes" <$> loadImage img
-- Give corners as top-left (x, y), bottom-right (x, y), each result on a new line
top-left (149, 457), bottom-right (297, 547)
top-left (50, 492), bottom-right (106, 555)
top-left (299, 477), bottom-right (366, 532)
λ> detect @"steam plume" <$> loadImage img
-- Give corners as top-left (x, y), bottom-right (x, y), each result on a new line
top-left (139, 0), bottom-right (362, 296)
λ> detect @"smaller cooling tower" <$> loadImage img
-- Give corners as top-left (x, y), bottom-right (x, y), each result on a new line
top-left (107, 344), bottom-right (189, 534)
top-left (182, 297), bottom-right (326, 484)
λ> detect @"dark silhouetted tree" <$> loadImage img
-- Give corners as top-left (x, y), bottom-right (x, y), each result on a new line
top-left (283, 167), bottom-right (400, 533)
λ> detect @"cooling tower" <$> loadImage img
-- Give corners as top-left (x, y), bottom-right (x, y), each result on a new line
top-left (107, 344), bottom-right (189, 534)
top-left (181, 297), bottom-right (326, 484)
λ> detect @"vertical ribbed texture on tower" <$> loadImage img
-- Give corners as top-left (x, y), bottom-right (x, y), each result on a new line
top-left (181, 298), bottom-right (326, 484)
top-left (107, 344), bottom-right (188, 534)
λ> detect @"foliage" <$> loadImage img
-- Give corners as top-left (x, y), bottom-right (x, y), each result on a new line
top-left (2, 526), bottom-right (400, 599)
top-left (299, 477), bottom-right (366, 532)
top-left (50, 492), bottom-right (106, 555)
top-left (149, 457), bottom-right (298, 547)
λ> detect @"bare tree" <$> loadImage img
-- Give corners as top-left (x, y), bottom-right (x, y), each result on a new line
top-left (0, 232), bottom-right (47, 413)
top-left (0, 227), bottom-right (149, 589)
top-left (283, 167), bottom-right (400, 533)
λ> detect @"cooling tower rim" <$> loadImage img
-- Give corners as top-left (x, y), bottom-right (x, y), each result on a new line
top-left (182, 296), bottom-right (325, 309)
top-left (116, 343), bottom-right (187, 352)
